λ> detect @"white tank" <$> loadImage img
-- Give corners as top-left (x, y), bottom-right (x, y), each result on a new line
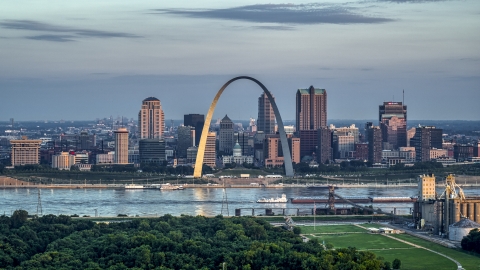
top-left (448, 218), bottom-right (480, 242)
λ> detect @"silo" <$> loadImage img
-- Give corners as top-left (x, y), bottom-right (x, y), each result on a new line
top-left (453, 201), bottom-right (461, 223)
top-left (467, 203), bottom-right (474, 220)
top-left (448, 218), bottom-right (480, 241)
top-left (475, 203), bottom-right (480, 223)
top-left (461, 203), bottom-right (467, 218)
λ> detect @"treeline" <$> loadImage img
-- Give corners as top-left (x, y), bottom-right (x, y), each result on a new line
top-left (0, 210), bottom-right (392, 269)
top-left (294, 160), bottom-right (369, 174)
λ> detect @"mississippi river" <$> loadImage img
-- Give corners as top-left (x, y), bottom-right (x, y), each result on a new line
top-left (2, 186), bottom-right (479, 217)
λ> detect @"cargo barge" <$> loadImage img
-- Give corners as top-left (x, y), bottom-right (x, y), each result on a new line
top-left (290, 196), bottom-right (417, 204)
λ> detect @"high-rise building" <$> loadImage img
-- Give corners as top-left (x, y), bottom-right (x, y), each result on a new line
top-left (138, 97), bottom-right (164, 139)
top-left (114, 127), bottom-right (129, 164)
top-left (219, 115), bottom-right (234, 154)
top-left (204, 132), bottom-right (216, 168)
top-left (411, 126), bottom-right (443, 162)
top-left (299, 130), bottom-right (318, 159)
top-left (316, 127), bottom-right (332, 164)
top-left (366, 123), bottom-right (382, 164)
top-left (330, 124), bottom-right (359, 159)
top-left (52, 152), bottom-right (75, 170)
top-left (139, 139), bottom-right (165, 164)
top-left (289, 137), bottom-right (301, 164)
top-left (10, 137), bottom-right (42, 166)
top-left (257, 93), bottom-right (275, 134)
top-left (184, 114), bottom-right (204, 146)
top-left (177, 126), bottom-right (194, 158)
top-left (296, 86), bottom-right (327, 131)
top-left (379, 102), bottom-right (407, 150)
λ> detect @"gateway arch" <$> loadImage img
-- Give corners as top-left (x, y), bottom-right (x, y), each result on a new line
top-left (193, 76), bottom-right (294, 178)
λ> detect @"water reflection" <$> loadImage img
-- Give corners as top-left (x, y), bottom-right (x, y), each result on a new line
top-left (0, 186), bottom-right (479, 217)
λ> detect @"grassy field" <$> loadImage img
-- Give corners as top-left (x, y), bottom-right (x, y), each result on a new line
top-left (300, 224), bottom-right (480, 270)
top-left (389, 234), bottom-right (480, 270)
top-left (311, 234), bottom-right (411, 250)
top-left (300, 224), bottom-right (367, 234)
top-left (373, 249), bottom-right (457, 270)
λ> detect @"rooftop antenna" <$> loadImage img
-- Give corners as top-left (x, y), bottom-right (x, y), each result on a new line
top-left (403, 89), bottom-right (405, 105)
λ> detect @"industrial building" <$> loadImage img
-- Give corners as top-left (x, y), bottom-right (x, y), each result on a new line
top-left (414, 174), bottom-right (480, 238)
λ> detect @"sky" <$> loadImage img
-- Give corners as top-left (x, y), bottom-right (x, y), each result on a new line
top-left (1, 0), bottom-right (479, 122)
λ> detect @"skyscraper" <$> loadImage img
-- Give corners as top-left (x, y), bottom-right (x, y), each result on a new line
top-left (296, 86), bottom-right (327, 131)
top-left (379, 101), bottom-right (407, 150)
top-left (317, 127), bottom-right (332, 164)
top-left (204, 132), bottom-right (217, 168)
top-left (219, 115), bottom-right (234, 154)
top-left (184, 114), bottom-right (204, 146)
top-left (114, 127), bottom-right (129, 164)
top-left (138, 97), bottom-right (164, 139)
top-left (366, 122), bottom-right (382, 164)
top-left (411, 126), bottom-right (443, 162)
top-left (177, 126), bottom-right (194, 158)
top-left (257, 93), bottom-right (275, 134)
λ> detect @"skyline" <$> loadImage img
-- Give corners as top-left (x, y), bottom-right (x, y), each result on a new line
top-left (1, 0), bottom-right (479, 121)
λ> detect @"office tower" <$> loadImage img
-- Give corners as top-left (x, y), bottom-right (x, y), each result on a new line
top-left (187, 146), bottom-right (198, 164)
top-left (366, 123), bottom-right (382, 164)
top-left (296, 86), bottom-right (327, 131)
top-left (299, 130), bottom-right (318, 158)
top-left (264, 135), bottom-right (282, 167)
top-left (354, 143), bottom-right (369, 161)
top-left (411, 126), bottom-right (443, 162)
top-left (235, 132), bottom-right (252, 156)
top-left (379, 102), bottom-right (407, 150)
top-left (52, 152), bottom-right (75, 170)
top-left (177, 126), bottom-right (194, 158)
top-left (330, 124), bottom-right (359, 159)
top-left (184, 114), bottom-right (205, 146)
top-left (289, 137), bottom-right (301, 164)
top-left (114, 127), bottom-right (129, 164)
top-left (204, 132), bottom-right (216, 168)
top-left (139, 139), bottom-right (165, 163)
top-left (317, 127), bottom-right (332, 164)
top-left (10, 137), bottom-right (42, 166)
top-left (79, 131), bottom-right (96, 150)
top-left (138, 97), bottom-right (164, 139)
top-left (454, 144), bottom-right (473, 162)
top-left (257, 93), bottom-right (275, 134)
top-left (219, 115), bottom-right (234, 154)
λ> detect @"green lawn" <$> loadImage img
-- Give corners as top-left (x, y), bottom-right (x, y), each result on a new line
top-left (389, 234), bottom-right (480, 270)
top-left (301, 224), bottom-right (366, 234)
top-left (372, 249), bottom-right (457, 270)
top-left (301, 225), bottom-right (480, 270)
top-left (312, 234), bottom-right (411, 250)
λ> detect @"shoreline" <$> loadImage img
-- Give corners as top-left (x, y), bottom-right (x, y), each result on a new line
top-left (2, 183), bottom-right (480, 189)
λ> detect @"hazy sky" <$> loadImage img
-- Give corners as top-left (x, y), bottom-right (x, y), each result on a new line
top-left (1, 0), bottom-right (479, 122)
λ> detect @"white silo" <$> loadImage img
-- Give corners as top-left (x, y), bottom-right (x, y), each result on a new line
top-left (448, 218), bottom-right (480, 242)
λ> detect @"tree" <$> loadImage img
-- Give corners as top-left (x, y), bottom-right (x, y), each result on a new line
top-left (461, 228), bottom-right (480, 254)
top-left (11, 209), bottom-right (28, 228)
top-left (392, 258), bottom-right (401, 269)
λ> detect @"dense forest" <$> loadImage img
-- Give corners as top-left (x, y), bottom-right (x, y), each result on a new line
top-left (0, 210), bottom-right (392, 269)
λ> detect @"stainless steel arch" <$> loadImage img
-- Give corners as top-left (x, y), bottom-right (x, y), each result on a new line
top-left (193, 76), bottom-right (294, 178)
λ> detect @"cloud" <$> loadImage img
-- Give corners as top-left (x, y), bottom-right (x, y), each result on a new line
top-left (253, 25), bottom-right (295, 31)
top-left (26, 34), bottom-right (75, 42)
top-left (153, 4), bottom-right (393, 25)
top-left (0, 20), bottom-right (141, 42)
top-left (376, 0), bottom-right (448, 2)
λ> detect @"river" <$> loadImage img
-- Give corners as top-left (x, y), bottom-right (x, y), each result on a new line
top-left (1, 186), bottom-right (479, 217)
